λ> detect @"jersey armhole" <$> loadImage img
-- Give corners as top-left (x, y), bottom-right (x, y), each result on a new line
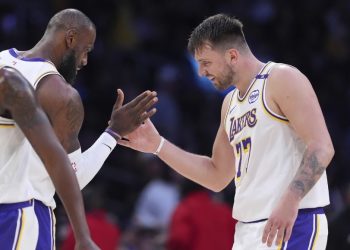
top-left (261, 66), bottom-right (289, 123)
top-left (224, 89), bottom-right (236, 126)
top-left (33, 72), bottom-right (62, 89)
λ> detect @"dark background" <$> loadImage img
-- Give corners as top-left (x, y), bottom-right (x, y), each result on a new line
top-left (1, 0), bottom-right (349, 249)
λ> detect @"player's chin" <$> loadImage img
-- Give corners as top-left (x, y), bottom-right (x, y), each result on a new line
top-left (213, 82), bottom-right (226, 91)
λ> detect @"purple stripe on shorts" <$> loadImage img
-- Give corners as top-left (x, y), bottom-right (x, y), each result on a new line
top-left (34, 200), bottom-right (53, 250)
top-left (285, 209), bottom-right (318, 249)
top-left (0, 208), bottom-right (22, 249)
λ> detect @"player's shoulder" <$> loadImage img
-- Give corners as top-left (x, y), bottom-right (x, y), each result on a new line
top-left (269, 63), bottom-right (305, 81)
top-left (38, 74), bottom-right (78, 96)
top-left (267, 62), bottom-right (312, 100)
top-left (36, 74), bottom-right (81, 108)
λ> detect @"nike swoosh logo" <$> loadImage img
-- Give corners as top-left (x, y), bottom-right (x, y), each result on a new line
top-left (102, 143), bottom-right (112, 151)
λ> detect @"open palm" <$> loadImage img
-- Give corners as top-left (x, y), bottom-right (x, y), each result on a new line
top-left (118, 119), bottom-right (161, 154)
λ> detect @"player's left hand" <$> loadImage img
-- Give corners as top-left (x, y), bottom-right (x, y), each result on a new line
top-left (262, 193), bottom-right (299, 247)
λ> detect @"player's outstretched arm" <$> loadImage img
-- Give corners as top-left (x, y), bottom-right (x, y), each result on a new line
top-left (36, 74), bottom-right (158, 189)
top-left (118, 93), bottom-right (236, 192)
top-left (261, 65), bottom-right (334, 247)
top-left (0, 67), bottom-right (99, 250)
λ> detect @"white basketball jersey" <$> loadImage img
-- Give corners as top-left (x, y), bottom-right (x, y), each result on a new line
top-left (0, 48), bottom-right (61, 206)
top-left (224, 62), bottom-right (329, 222)
top-left (0, 115), bottom-right (33, 203)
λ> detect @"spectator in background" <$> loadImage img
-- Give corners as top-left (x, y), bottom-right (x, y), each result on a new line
top-left (167, 180), bottom-right (236, 250)
top-left (119, 155), bottom-right (180, 250)
top-left (133, 155), bottom-right (180, 229)
top-left (61, 185), bottom-right (120, 250)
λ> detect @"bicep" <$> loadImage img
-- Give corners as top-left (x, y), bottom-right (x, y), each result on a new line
top-left (36, 75), bottom-right (83, 153)
top-left (212, 123), bottom-right (236, 177)
top-left (211, 93), bottom-right (236, 179)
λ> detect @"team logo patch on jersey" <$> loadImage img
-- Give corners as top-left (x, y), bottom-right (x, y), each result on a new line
top-left (248, 90), bottom-right (259, 104)
top-left (229, 108), bottom-right (257, 141)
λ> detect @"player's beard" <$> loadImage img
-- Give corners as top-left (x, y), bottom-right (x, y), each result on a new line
top-left (57, 49), bottom-right (77, 85)
top-left (213, 63), bottom-right (234, 91)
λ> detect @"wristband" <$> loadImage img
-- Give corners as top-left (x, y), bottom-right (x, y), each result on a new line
top-left (104, 127), bottom-right (121, 141)
top-left (153, 136), bottom-right (165, 155)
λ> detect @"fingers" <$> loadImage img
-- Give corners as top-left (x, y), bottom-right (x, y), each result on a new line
top-left (275, 227), bottom-right (285, 246)
top-left (133, 91), bottom-right (158, 111)
top-left (284, 224), bottom-right (293, 242)
top-left (267, 224), bottom-right (279, 247)
top-left (113, 89), bottom-right (124, 110)
top-left (263, 220), bottom-right (282, 247)
top-left (139, 108), bottom-right (157, 123)
top-left (262, 220), bottom-right (271, 244)
top-left (129, 90), bottom-right (156, 108)
top-left (137, 96), bottom-right (158, 114)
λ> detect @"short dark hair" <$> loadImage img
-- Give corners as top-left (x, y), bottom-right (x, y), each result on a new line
top-left (188, 14), bottom-right (247, 54)
top-left (46, 8), bottom-right (95, 33)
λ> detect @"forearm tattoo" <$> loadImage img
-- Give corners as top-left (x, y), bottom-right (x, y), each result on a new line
top-left (290, 151), bottom-right (326, 199)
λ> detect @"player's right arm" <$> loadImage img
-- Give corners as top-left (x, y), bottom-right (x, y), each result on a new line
top-left (119, 93), bottom-right (236, 192)
top-left (36, 74), bottom-right (158, 189)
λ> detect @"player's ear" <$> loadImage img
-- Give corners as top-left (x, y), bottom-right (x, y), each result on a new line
top-left (65, 28), bottom-right (78, 49)
top-left (225, 48), bottom-right (239, 66)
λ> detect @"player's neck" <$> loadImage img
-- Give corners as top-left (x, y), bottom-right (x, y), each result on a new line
top-left (26, 37), bottom-right (61, 67)
top-left (236, 58), bottom-right (265, 97)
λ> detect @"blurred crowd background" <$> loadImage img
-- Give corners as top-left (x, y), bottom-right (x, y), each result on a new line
top-left (1, 0), bottom-right (349, 249)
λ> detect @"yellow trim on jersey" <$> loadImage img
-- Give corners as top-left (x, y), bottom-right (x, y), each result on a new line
top-left (261, 70), bottom-right (289, 124)
top-left (15, 208), bottom-right (26, 250)
top-left (277, 240), bottom-right (283, 250)
top-left (33, 71), bottom-right (61, 87)
top-left (0, 124), bottom-right (15, 127)
top-left (237, 62), bottom-right (271, 103)
top-left (311, 215), bottom-right (320, 250)
top-left (224, 89), bottom-right (236, 127)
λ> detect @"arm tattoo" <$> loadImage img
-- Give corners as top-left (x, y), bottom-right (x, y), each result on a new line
top-left (290, 151), bottom-right (326, 199)
top-left (59, 92), bottom-right (84, 151)
top-left (65, 96), bottom-right (84, 133)
top-left (0, 74), bottom-right (42, 130)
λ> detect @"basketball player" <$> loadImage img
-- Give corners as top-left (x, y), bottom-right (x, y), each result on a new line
top-left (118, 14), bottom-right (334, 249)
top-left (0, 9), bottom-right (157, 249)
top-left (0, 67), bottom-right (98, 249)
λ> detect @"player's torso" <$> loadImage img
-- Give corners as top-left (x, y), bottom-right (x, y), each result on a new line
top-left (0, 48), bottom-right (60, 205)
top-left (224, 62), bottom-right (329, 222)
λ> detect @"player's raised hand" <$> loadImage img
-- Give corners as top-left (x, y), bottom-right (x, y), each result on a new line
top-left (107, 89), bottom-right (158, 137)
top-left (118, 119), bottom-right (162, 154)
top-left (262, 193), bottom-right (299, 247)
